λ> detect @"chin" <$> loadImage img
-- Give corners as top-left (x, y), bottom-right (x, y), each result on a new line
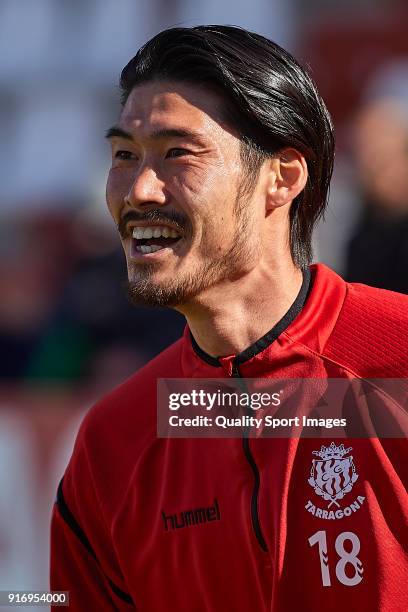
top-left (125, 256), bottom-right (229, 308)
top-left (124, 279), bottom-right (192, 309)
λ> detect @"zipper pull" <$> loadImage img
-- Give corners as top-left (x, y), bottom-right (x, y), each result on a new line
top-left (231, 361), bottom-right (240, 378)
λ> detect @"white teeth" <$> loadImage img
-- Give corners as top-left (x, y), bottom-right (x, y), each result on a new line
top-left (132, 226), bottom-right (181, 240)
top-left (136, 244), bottom-right (165, 254)
top-left (132, 227), bottom-right (144, 239)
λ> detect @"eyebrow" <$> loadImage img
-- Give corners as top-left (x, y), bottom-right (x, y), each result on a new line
top-left (105, 126), bottom-right (134, 140)
top-left (105, 125), bottom-right (205, 143)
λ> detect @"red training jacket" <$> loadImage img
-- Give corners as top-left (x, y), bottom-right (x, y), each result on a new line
top-left (50, 264), bottom-right (408, 611)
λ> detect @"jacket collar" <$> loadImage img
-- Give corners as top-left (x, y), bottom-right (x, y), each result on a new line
top-left (180, 263), bottom-right (346, 377)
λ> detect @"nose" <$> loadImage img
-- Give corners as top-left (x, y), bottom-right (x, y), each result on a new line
top-left (125, 164), bottom-right (166, 209)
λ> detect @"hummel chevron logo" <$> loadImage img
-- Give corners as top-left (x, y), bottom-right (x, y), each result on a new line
top-left (162, 499), bottom-right (221, 531)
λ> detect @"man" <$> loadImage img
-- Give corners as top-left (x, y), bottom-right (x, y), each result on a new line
top-left (50, 26), bottom-right (408, 610)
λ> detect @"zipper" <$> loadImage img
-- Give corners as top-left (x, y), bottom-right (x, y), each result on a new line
top-left (231, 361), bottom-right (268, 553)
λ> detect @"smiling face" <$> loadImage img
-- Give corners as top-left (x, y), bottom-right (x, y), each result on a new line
top-left (106, 81), bottom-right (265, 308)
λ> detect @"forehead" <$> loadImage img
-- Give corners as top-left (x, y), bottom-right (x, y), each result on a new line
top-left (119, 80), bottom-right (233, 138)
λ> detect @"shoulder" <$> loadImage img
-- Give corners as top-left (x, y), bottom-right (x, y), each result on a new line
top-left (64, 338), bottom-right (183, 504)
top-left (324, 278), bottom-right (408, 377)
top-left (80, 337), bottom-right (183, 446)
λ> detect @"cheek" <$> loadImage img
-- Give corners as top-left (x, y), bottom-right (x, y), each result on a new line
top-left (170, 158), bottom-right (230, 199)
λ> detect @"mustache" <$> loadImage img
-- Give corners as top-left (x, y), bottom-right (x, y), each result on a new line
top-left (118, 209), bottom-right (190, 239)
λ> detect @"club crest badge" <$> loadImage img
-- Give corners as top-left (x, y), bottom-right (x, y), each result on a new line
top-left (305, 442), bottom-right (365, 520)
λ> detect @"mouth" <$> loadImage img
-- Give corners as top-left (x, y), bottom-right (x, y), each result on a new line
top-left (130, 225), bottom-right (183, 255)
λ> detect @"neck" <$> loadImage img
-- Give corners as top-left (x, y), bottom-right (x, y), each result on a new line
top-left (177, 258), bottom-right (304, 358)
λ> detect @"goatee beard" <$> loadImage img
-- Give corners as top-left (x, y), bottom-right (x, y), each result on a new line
top-left (124, 259), bottom-right (227, 308)
top-left (125, 277), bottom-right (194, 308)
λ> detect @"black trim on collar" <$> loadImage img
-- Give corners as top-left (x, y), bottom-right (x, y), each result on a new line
top-left (190, 267), bottom-right (311, 367)
top-left (235, 267), bottom-right (311, 364)
top-left (190, 333), bottom-right (221, 367)
top-left (56, 478), bottom-right (134, 606)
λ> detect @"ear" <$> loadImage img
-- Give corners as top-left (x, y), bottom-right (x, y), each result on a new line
top-left (265, 148), bottom-right (308, 211)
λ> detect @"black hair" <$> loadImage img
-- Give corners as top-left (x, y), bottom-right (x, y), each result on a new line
top-left (119, 25), bottom-right (335, 267)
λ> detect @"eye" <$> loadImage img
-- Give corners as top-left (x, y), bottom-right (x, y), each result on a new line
top-left (166, 148), bottom-right (190, 159)
top-left (114, 150), bottom-right (136, 160)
